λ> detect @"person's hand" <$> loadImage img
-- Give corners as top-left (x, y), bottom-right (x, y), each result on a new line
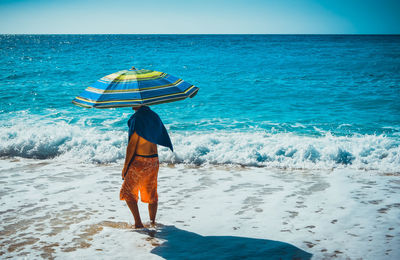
top-left (121, 168), bottom-right (126, 180)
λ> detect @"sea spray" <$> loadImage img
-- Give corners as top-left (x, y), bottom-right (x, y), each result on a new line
top-left (1, 120), bottom-right (399, 172)
top-left (0, 121), bottom-right (126, 163)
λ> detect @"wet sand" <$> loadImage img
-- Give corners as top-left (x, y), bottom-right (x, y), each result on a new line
top-left (0, 159), bottom-right (399, 259)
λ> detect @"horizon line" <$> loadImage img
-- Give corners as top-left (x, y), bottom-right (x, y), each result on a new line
top-left (1, 33), bottom-right (400, 36)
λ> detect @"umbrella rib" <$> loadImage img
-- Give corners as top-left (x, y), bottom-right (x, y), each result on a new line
top-left (95, 70), bottom-right (130, 104)
top-left (108, 70), bottom-right (136, 104)
top-left (135, 72), bottom-right (144, 106)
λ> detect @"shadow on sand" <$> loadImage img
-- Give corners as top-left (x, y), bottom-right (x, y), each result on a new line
top-left (137, 225), bottom-right (312, 260)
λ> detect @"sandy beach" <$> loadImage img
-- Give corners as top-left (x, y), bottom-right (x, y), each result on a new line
top-left (1, 159), bottom-right (399, 259)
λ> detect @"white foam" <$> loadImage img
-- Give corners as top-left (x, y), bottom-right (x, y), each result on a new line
top-left (166, 131), bottom-right (400, 172)
top-left (1, 119), bottom-right (399, 172)
top-left (0, 120), bottom-right (126, 163)
top-left (0, 160), bottom-right (399, 259)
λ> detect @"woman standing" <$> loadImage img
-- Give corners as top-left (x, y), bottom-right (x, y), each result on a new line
top-left (120, 105), bottom-right (173, 228)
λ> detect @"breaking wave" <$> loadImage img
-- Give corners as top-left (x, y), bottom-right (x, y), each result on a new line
top-left (1, 121), bottom-right (399, 172)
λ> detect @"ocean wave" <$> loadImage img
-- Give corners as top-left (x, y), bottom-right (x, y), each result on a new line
top-left (1, 122), bottom-right (399, 172)
top-left (166, 132), bottom-right (400, 172)
top-left (0, 121), bottom-right (126, 163)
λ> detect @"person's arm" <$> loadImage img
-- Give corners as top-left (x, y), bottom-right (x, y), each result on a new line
top-left (122, 132), bottom-right (140, 179)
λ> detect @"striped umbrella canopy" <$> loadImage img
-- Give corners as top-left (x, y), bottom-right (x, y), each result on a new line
top-left (72, 68), bottom-right (199, 108)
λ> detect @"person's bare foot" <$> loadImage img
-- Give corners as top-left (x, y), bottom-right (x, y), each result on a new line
top-left (134, 223), bottom-right (144, 229)
top-left (150, 221), bottom-right (156, 227)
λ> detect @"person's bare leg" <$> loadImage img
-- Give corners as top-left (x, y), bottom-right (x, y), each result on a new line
top-left (126, 200), bottom-right (144, 228)
top-left (148, 201), bottom-right (158, 225)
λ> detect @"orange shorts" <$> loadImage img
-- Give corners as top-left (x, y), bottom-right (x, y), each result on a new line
top-left (120, 156), bottom-right (159, 203)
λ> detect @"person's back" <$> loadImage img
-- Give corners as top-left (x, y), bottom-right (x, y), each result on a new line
top-left (136, 134), bottom-right (158, 156)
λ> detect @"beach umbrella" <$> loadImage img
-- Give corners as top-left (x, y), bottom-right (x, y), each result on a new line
top-left (72, 67), bottom-right (198, 108)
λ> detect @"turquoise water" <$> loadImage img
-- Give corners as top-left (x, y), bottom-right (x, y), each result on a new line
top-left (1, 35), bottom-right (399, 171)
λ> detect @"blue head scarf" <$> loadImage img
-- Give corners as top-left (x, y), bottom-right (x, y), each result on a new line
top-left (127, 106), bottom-right (173, 152)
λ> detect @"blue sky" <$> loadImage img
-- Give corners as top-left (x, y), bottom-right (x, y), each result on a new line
top-left (0, 0), bottom-right (399, 34)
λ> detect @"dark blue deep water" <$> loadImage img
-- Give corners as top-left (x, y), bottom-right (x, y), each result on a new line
top-left (1, 35), bottom-right (399, 171)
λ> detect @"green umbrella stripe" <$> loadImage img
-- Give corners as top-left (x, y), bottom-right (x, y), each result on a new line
top-left (85, 79), bottom-right (183, 94)
top-left (98, 72), bottom-right (167, 83)
top-left (71, 100), bottom-right (93, 108)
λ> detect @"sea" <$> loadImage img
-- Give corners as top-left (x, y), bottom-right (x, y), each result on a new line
top-left (1, 34), bottom-right (400, 171)
top-left (1, 35), bottom-right (400, 259)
